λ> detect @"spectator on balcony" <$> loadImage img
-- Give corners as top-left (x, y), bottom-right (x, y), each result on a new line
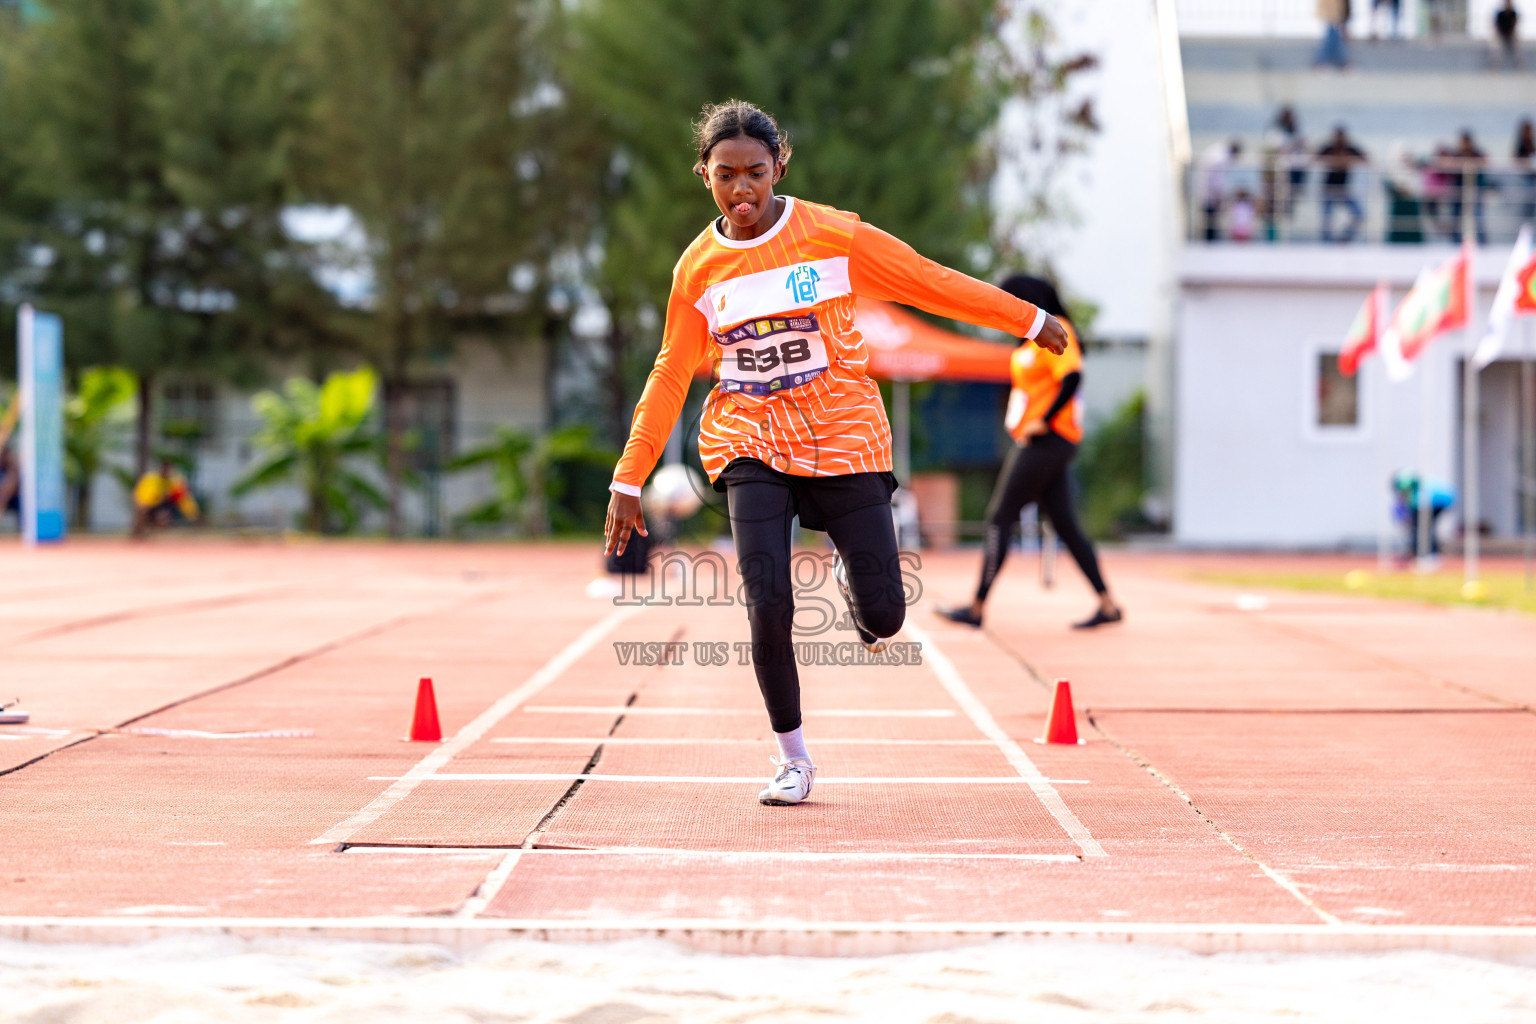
top-left (1317, 127), bottom-right (1367, 243)
top-left (1201, 139), bottom-right (1241, 242)
top-left (1494, 1), bottom-right (1521, 69)
top-left (1229, 189), bottom-right (1258, 242)
top-left (1315, 0), bottom-right (1351, 68)
top-left (1515, 119), bottom-right (1536, 221)
top-left (1425, 0), bottom-right (1450, 40)
top-left (1385, 143), bottom-right (1425, 244)
top-left (1422, 145), bottom-right (1457, 237)
top-left (1263, 106), bottom-right (1309, 235)
top-left (1449, 130), bottom-right (1489, 244)
top-left (1371, 0), bottom-right (1402, 39)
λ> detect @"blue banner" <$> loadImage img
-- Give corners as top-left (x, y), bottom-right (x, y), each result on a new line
top-left (19, 305), bottom-right (66, 544)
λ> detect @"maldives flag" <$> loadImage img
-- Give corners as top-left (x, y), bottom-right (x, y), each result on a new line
top-left (1514, 248), bottom-right (1536, 314)
top-left (1380, 247), bottom-right (1471, 381)
top-left (1473, 225), bottom-right (1534, 368)
top-left (1339, 282), bottom-right (1387, 377)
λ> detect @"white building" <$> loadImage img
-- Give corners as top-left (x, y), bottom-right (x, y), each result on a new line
top-left (1046, 0), bottom-right (1535, 548)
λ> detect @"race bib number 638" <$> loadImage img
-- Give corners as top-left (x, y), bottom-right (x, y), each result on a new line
top-left (715, 313), bottom-right (830, 396)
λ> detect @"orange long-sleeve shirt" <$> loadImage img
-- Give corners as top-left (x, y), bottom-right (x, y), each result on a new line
top-left (610, 197), bottom-right (1047, 494)
top-left (1004, 320), bottom-right (1084, 445)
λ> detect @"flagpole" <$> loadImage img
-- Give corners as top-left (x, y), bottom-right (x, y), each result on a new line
top-left (1462, 238), bottom-right (1481, 593)
top-left (1525, 318), bottom-right (1535, 592)
top-left (1418, 354), bottom-right (1434, 571)
top-left (1377, 361), bottom-right (1392, 573)
top-left (1371, 284), bottom-right (1392, 574)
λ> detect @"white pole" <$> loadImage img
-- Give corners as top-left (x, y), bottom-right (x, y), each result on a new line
top-left (1417, 355), bottom-right (1434, 570)
top-left (17, 304), bottom-right (36, 546)
top-left (1040, 517), bottom-right (1057, 589)
top-left (1462, 243), bottom-right (1481, 589)
top-left (1376, 354), bottom-right (1393, 572)
top-left (664, 419), bottom-right (682, 466)
top-left (1524, 319), bottom-right (1535, 591)
top-left (892, 380), bottom-right (911, 485)
top-left (1456, 176), bottom-right (1480, 589)
top-left (1463, 349), bottom-right (1480, 586)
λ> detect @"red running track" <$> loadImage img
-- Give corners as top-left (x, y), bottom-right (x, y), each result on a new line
top-left (0, 539), bottom-right (1533, 956)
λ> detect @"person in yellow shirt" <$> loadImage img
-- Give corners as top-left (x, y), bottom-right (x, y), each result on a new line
top-left (131, 460), bottom-right (200, 537)
top-left (938, 275), bottom-right (1122, 631)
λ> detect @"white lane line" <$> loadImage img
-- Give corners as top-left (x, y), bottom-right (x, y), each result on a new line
top-left (122, 727), bottom-right (314, 740)
top-left (310, 606), bottom-right (641, 846)
top-left (490, 737), bottom-right (993, 746)
top-left (367, 774), bottom-right (1090, 784)
top-left (524, 706), bottom-right (956, 717)
top-left (903, 620), bottom-right (1109, 860)
top-left (346, 847), bottom-right (1081, 862)
top-left (454, 849), bottom-right (525, 919)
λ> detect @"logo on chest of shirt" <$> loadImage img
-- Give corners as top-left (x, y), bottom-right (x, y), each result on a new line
top-left (785, 264), bottom-right (820, 305)
top-left (696, 257), bottom-right (850, 330)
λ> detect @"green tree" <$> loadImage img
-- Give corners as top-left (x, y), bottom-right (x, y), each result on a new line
top-left (1077, 391), bottom-right (1147, 540)
top-left (63, 365), bottom-right (136, 528)
top-left (562, 0), bottom-right (1096, 444)
top-left (0, 0), bottom-right (337, 471)
top-left (448, 423), bottom-right (615, 536)
top-left (231, 366), bottom-right (386, 534)
top-left (294, 0), bottom-right (595, 536)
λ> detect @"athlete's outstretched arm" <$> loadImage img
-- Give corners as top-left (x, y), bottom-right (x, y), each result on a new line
top-left (848, 222), bottom-right (1067, 354)
top-left (605, 279), bottom-right (710, 556)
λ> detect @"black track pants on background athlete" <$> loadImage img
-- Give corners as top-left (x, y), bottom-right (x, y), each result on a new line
top-left (725, 476), bottom-right (905, 734)
top-left (975, 432), bottom-right (1107, 603)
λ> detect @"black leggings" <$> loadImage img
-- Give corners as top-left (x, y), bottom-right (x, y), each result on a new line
top-left (726, 480), bottom-right (906, 733)
top-left (975, 433), bottom-right (1107, 602)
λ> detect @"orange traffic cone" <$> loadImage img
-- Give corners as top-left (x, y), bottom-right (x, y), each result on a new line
top-left (1035, 678), bottom-right (1083, 745)
top-left (407, 677), bottom-right (442, 742)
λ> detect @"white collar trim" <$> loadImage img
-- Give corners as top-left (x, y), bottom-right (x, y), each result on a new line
top-left (710, 196), bottom-right (796, 249)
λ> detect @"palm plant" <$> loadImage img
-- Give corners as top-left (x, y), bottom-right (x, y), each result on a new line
top-left (64, 367), bottom-right (137, 529)
top-left (232, 367), bottom-right (387, 534)
top-left (449, 424), bottom-right (613, 535)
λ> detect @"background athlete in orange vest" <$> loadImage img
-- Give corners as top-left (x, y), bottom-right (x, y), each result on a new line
top-left (938, 275), bottom-right (1122, 631)
top-left (603, 101), bottom-right (1068, 806)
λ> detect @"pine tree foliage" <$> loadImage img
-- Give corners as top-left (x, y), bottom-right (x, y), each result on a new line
top-left (562, 0), bottom-right (1096, 441)
top-left (293, 0), bottom-right (598, 531)
top-left (0, 0), bottom-right (337, 468)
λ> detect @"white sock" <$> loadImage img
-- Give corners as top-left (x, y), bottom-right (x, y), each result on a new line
top-left (775, 726), bottom-right (811, 763)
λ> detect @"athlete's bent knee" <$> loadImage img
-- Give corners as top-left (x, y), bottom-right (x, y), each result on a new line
top-left (861, 600), bottom-right (905, 640)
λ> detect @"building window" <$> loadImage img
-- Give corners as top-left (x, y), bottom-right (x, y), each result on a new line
top-left (1316, 353), bottom-right (1358, 427)
top-left (384, 379), bottom-right (457, 472)
top-left (161, 381), bottom-right (220, 443)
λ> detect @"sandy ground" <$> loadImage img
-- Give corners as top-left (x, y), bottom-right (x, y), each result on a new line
top-left (4, 935), bottom-right (1536, 1023)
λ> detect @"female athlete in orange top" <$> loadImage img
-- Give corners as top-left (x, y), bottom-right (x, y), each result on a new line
top-left (937, 275), bottom-right (1122, 631)
top-left (603, 101), bottom-right (1067, 805)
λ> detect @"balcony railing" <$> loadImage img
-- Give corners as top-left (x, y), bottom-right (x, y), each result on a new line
top-left (1187, 161), bottom-right (1536, 245)
top-left (1175, 0), bottom-right (1471, 39)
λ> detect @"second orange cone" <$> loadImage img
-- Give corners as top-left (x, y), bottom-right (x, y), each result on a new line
top-left (407, 677), bottom-right (442, 742)
top-left (1036, 678), bottom-right (1083, 745)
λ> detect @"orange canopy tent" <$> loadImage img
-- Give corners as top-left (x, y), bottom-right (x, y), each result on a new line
top-left (692, 298), bottom-right (1015, 480)
top-left (853, 297), bottom-right (1013, 383)
top-left (691, 297), bottom-right (1013, 383)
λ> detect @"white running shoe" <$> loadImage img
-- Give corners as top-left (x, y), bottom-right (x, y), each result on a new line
top-left (833, 554), bottom-right (888, 654)
top-left (758, 756), bottom-right (817, 806)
